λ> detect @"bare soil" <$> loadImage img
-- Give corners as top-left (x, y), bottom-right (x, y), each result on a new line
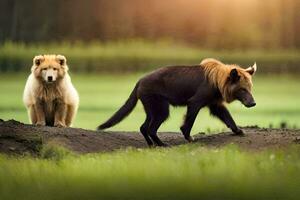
top-left (0, 119), bottom-right (300, 156)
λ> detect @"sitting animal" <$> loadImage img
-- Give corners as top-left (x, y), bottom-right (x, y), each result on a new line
top-left (98, 58), bottom-right (257, 146)
top-left (23, 54), bottom-right (79, 127)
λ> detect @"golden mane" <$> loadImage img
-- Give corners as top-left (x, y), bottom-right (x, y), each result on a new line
top-left (200, 58), bottom-right (252, 102)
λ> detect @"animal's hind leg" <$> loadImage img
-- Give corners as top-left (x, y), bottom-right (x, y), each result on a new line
top-left (141, 95), bottom-right (169, 147)
top-left (140, 116), bottom-right (153, 146)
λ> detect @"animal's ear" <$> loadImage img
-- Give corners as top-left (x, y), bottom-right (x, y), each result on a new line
top-left (245, 62), bottom-right (257, 75)
top-left (33, 55), bottom-right (44, 66)
top-left (56, 55), bottom-right (66, 66)
top-left (229, 68), bottom-right (240, 82)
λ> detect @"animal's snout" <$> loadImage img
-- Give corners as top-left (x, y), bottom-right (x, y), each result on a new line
top-left (238, 91), bottom-right (256, 108)
top-left (245, 101), bottom-right (256, 108)
top-left (48, 76), bottom-right (53, 82)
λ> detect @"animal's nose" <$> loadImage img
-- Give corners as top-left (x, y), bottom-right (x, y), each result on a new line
top-left (246, 101), bottom-right (256, 108)
top-left (48, 76), bottom-right (53, 82)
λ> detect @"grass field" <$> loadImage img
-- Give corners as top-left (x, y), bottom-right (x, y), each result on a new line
top-left (1, 145), bottom-right (300, 200)
top-left (0, 73), bottom-right (299, 133)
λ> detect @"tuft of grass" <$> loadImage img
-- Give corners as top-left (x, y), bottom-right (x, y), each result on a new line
top-left (40, 143), bottom-right (74, 161)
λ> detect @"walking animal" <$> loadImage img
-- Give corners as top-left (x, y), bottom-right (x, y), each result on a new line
top-left (23, 55), bottom-right (79, 127)
top-left (98, 58), bottom-right (257, 146)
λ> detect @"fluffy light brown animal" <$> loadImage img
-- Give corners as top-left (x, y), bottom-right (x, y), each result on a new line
top-left (23, 55), bottom-right (79, 127)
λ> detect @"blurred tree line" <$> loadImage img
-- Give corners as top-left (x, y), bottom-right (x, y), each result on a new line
top-left (0, 0), bottom-right (299, 49)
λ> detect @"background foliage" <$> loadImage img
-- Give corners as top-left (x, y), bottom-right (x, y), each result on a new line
top-left (1, 0), bottom-right (300, 49)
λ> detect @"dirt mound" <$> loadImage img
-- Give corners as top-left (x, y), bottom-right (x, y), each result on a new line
top-left (0, 119), bottom-right (300, 156)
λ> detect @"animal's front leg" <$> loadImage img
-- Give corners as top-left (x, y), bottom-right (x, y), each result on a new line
top-left (65, 104), bottom-right (77, 127)
top-left (209, 103), bottom-right (244, 135)
top-left (35, 100), bottom-right (46, 126)
top-left (54, 100), bottom-right (67, 127)
top-left (28, 105), bottom-right (37, 124)
top-left (180, 103), bottom-right (202, 142)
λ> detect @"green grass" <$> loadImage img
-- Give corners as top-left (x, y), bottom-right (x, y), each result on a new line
top-left (0, 73), bottom-right (299, 133)
top-left (1, 145), bottom-right (300, 200)
top-left (1, 40), bottom-right (300, 72)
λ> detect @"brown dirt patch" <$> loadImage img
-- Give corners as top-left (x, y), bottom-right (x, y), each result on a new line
top-left (0, 119), bottom-right (300, 156)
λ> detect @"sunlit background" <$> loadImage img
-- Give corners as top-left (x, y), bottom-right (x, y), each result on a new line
top-left (1, 0), bottom-right (300, 49)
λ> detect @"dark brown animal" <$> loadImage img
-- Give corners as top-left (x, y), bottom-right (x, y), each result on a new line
top-left (97, 58), bottom-right (257, 146)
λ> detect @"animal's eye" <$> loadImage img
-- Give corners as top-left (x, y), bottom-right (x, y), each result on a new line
top-left (53, 68), bottom-right (57, 71)
top-left (240, 88), bottom-right (247, 93)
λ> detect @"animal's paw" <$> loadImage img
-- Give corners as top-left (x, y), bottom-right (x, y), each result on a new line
top-left (54, 122), bottom-right (66, 128)
top-left (185, 135), bottom-right (194, 142)
top-left (35, 121), bottom-right (46, 126)
top-left (158, 143), bottom-right (169, 148)
top-left (233, 128), bottom-right (244, 136)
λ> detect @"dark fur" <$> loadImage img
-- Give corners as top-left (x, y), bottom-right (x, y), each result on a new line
top-left (98, 65), bottom-right (253, 146)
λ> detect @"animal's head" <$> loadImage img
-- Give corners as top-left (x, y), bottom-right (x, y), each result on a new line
top-left (225, 63), bottom-right (257, 108)
top-left (31, 54), bottom-right (68, 83)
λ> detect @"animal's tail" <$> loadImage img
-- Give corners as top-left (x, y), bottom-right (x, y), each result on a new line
top-left (97, 83), bottom-right (139, 130)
